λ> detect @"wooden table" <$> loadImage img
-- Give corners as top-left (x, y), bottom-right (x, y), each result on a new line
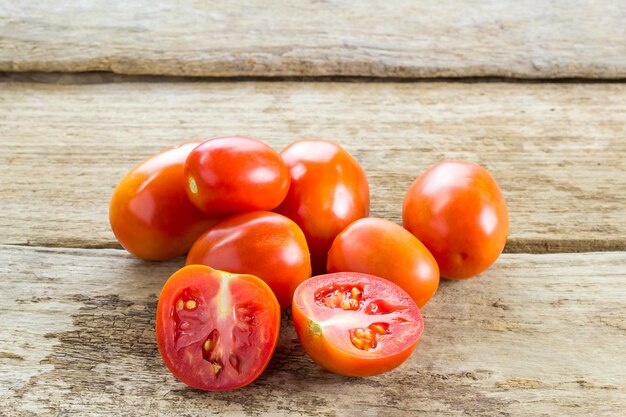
top-left (1, 2), bottom-right (625, 416)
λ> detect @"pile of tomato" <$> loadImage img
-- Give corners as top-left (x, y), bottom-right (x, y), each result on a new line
top-left (110, 137), bottom-right (509, 391)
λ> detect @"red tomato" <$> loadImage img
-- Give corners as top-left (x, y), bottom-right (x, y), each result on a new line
top-left (403, 161), bottom-right (509, 279)
top-left (109, 143), bottom-right (219, 261)
top-left (186, 211), bottom-right (311, 309)
top-left (184, 136), bottom-right (290, 217)
top-left (327, 218), bottom-right (439, 308)
top-left (156, 265), bottom-right (280, 391)
top-left (292, 272), bottom-right (423, 376)
top-left (276, 140), bottom-right (370, 275)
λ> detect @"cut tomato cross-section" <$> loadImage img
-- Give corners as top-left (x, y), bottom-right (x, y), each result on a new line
top-left (156, 265), bottom-right (280, 391)
top-left (292, 272), bottom-right (424, 377)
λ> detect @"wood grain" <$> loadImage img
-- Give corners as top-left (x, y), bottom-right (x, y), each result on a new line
top-left (1, 81), bottom-right (625, 253)
top-left (1, 1), bottom-right (625, 79)
top-left (0, 245), bottom-right (624, 416)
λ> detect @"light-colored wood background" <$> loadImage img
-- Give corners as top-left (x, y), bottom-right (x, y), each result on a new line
top-left (2, 81), bottom-right (625, 253)
top-left (1, 246), bottom-right (624, 416)
top-left (1, 0), bottom-right (625, 78)
top-left (1, 1), bottom-right (625, 416)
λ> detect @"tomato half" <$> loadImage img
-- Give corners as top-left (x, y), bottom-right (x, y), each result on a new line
top-left (186, 211), bottom-right (311, 309)
top-left (276, 140), bottom-right (370, 275)
top-left (403, 161), bottom-right (509, 279)
top-left (292, 272), bottom-right (423, 377)
top-left (327, 218), bottom-right (439, 308)
top-left (184, 136), bottom-right (290, 217)
top-left (156, 265), bottom-right (280, 391)
top-left (109, 143), bottom-right (219, 261)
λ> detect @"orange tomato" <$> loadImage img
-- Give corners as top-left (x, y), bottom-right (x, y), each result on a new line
top-left (186, 211), bottom-right (311, 308)
top-left (403, 161), bottom-right (509, 279)
top-left (327, 217), bottom-right (439, 308)
top-left (276, 140), bottom-right (370, 274)
top-left (184, 137), bottom-right (290, 217)
top-left (109, 143), bottom-right (218, 261)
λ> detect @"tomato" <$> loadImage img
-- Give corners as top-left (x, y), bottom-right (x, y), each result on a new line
top-left (403, 161), bottom-right (509, 279)
top-left (327, 218), bottom-right (439, 308)
top-left (109, 143), bottom-right (219, 261)
top-left (292, 272), bottom-right (423, 376)
top-left (276, 140), bottom-right (370, 275)
top-left (184, 136), bottom-right (290, 217)
top-left (156, 265), bottom-right (280, 391)
top-left (186, 211), bottom-right (311, 308)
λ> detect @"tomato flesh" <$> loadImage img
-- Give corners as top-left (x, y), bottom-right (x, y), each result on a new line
top-left (292, 272), bottom-right (423, 377)
top-left (156, 265), bottom-right (280, 391)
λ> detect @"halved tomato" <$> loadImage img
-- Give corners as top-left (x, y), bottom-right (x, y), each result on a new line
top-left (292, 272), bottom-right (423, 377)
top-left (156, 265), bottom-right (280, 391)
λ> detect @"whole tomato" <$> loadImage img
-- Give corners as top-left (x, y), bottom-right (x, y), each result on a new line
top-left (292, 272), bottom-right (423, 377)
top-left (186, 211), bottom-right (311, 308)
top-left (109, 143), bottom-right (219, 261)
top-left (327, 217), bottom-right (439, 308)
top-left (276, 140), bottom-right (370, 274)
top-left (403, 161), bottom-right (509, 279)
top-left (156, 265), bottom-right (280, 391)
top-left (184, 136), bottom-right (290, 217)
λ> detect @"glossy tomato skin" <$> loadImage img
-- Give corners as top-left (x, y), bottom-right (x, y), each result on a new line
top-left (184, 137), bottom-right (290, 217)
top-left (109, 143), bottom-right (219, 261)
top-left (403, 161), bottom-right (509, 279)
top-left (156, 265), bottom-right (280, 391)
top-left (276, 140), bottom-right (370, 275)
top-left (186, 211), bottom-right (311, 309)
top-left (327, 218), bottom-right (439, 308)
top-left (292, 272), bottom-right (423, 377)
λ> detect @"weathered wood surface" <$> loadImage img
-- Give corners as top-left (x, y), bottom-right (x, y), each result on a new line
top-left (1, 1), bottom-right (626, 79)
top-left (1, 80), bottom-right (625, 252)
top-left (0, 246), bottom-right (624, 416)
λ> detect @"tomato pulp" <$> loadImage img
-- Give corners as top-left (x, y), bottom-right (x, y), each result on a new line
top-left (109, 143), bottom-right (219, 261)
top-left (327, 217), bottom-right (439, 308)
top-left (403, 161), bottom-right (509, 279)
top-left (184, 136), bottom-right (290, 217)
top-left (186, 211), bottom-right (311, 309)
top-left (276, 140), bottom-right (370, 274)
top-left (292, 272), bottom-right (423, 376)
top-left (156, 265), bottom-right (281, 391)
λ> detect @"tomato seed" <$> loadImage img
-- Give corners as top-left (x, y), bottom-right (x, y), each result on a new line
top-left (203, 340), bottom-right (213, 352)
top-left (185, 300), bottom-right (197, 310)
top-left (176, 299), bottom-right (184, 310)
top-left (211, 362), bottom-right (222, 375)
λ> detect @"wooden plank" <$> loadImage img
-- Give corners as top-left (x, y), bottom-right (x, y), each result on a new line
top-left (1, 1), bottom-right (625, 79)
top-left (0, 245), bottom-right (624, 415)
top-left (1, 80), bottom-right (625, 253)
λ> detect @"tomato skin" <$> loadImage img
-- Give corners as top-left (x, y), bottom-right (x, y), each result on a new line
top-left (292, 272), bottom-right (423, 377)
top-left (276, 140), bottom-right (370, 275)
top-left (327, 218), bottom-right (439, 308)
top-left (109, 143), bottom-right (219, 261)
top-left (184, 137), bottom-right (290, 217)
top-left (186, 211), bottom-right (311, 308)
top-left (403, 161), bottom-right (509, 279)
top-left (156, 265), bottom-right (280, 391)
